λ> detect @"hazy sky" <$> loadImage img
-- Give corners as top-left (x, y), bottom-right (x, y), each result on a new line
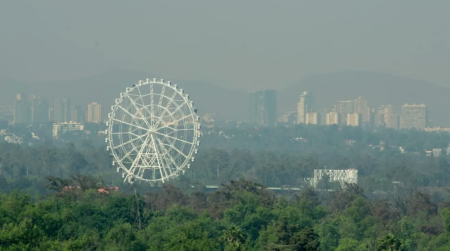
top-left (1, 1), bottom-right (449, 90)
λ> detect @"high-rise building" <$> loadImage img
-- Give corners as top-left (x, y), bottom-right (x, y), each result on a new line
top-left (401, 104), bottom-right (427, 130)
top-left (53, 98), bottom-right (71, 122)
top-left (336, 100), bottom-right (354, 114)
top-left (354, 97), bottom-right (370, 124)
top-left (71, 106), bottom-right (86, 123)
top-left (31, 96), bottom-right (49, 124)
top-left (326, 112), bottom-right (340, 125)
top-left (297, 91), bottom-right (315, 124)
top-left (384, 105), bottom-right (399, 130)
top-left (372, 107), bottom-right (385, 127)
top-left (346, 113), bottom-right (362, 127)
top-left (87, 102), bottom-right (102, 123)
top-left (14, 93), bottom-right (32, 124)
top-left (387, 114), bottom-right (400, 130)
top-left (335, 100), bottom-right (354, 125)
top-left (249, 90), bottom-right (277, 127)
top-left (305, 112), bottom-right (320, 125)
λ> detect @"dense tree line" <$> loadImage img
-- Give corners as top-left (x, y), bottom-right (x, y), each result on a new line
top-left (2, 179), bottom-right (450, 250)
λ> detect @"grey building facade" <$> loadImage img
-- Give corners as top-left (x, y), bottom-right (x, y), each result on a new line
top-left (249, 90), bottom-right (277, 127)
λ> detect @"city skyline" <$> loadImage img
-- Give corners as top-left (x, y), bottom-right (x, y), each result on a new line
top-left (275, 91), bottom-right (431, 131)
top-left (10, 93), bottom-right (104, 125)
top-left (5, 89), bottom-right (435, 131)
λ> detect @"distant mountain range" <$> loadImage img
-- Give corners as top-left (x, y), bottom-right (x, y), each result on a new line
top-left (1, 70), bottom-right (450, 125)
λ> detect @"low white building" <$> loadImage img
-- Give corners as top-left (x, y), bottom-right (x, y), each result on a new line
top-left (53, 122), bottom-right (84, 138)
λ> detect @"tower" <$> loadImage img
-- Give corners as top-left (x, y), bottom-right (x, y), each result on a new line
top-left (335, 100), bottom-right (354, 125)
top-left (53, 98), bottom-right (71, 122)
top-left (87, 102), bottom-right (102, 123)
top-left (354, 96), bottom-right (370, 124)
top-left (13, 93), bottom-right (32, 125)
top-left (297, 91), bottom-right (315, 124)
top-left (31, 96), bottom-right (49, 124)
top-left (249, 90), bottom-right (277, 127)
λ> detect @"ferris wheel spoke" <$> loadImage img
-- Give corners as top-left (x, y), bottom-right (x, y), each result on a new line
top-left (156, 85), bottom-right (166, 118)
top-left (111, 117), bottom-right (148, 132)
top-left (115, 106), bottom-right (148, 130)
top-left (159, 141), bottom-right (189, 160)
top-left (135, 85), bottom-right (155, 126)
top-left (123, 93), bottom-right (152, 128)
top-left (113, 133), bottom-right (147, 150)
top-left (117, 102), bottom-right (144, 123)
top-left (111, 131), bottom-right (144, 139)
top-left (150, 84), bottom-right (155, 127)
top-left (155, 115), bottom-right (193, 131)
top-left (153, 90), bottom-right (179, 128)
top-left (158, 102), bottom-right (192, 130)
top-left (160, 102), bottom-right (186, 127)
top-left (153, 131), bottom-right (193, 145)
top-left (118, 143), bottom-right (140, 163)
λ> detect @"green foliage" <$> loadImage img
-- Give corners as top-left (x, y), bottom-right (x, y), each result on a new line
top-left (2, 125), bottom-right (450, 249)
top-left (0, 179), bottom-right (450, 249)
top-left (376, 233), bottom-right (403, 251)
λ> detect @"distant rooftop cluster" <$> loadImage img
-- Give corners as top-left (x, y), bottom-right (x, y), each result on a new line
top-left (0, 94), bottom-right (103, 127)
top-left (248, 89), bottom-right (431, 130)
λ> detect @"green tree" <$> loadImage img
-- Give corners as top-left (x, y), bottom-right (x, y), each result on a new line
top-left (376, 233), bottom-right (403, 251)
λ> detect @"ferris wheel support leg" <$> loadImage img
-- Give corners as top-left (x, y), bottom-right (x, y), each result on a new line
top-left (126, 133), bottom-right (151, 183)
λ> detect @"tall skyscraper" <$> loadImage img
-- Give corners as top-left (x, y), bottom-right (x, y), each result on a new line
top-left (354, 97), bottom-right (370, 124)
top-left (335, 100), bottom-right (354, 125)
top-left (297, 91), bottom-right (315, 124)
top-left (336, 100), bottom-right (355, 114)
top-left (71, 106), bottom-right (86, 123)
top-left (249, 90), bottom-right (277, 127)
top-left (87, 102), bottom-right (102, 123)
top-left (31, 96), bottom-right (49, 124)
top-left (372, 107), bottom-right (386, 127)
top-left (14, 93), bottom-right (32, 124)
top-left (53, 98), bottom-right (71, 122)
top-left (401, 104), bottom-right (427, 130)
top-left (384, 105), bottom-right (399, 130)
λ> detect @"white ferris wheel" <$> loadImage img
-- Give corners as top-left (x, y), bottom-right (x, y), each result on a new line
top-left (105, 78), bottom-right (201, 184)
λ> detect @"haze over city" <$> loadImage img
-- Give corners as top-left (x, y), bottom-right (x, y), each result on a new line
top-left (3, 2), bottom-right (450, 250)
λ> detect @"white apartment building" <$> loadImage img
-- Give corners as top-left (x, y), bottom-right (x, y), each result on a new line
top-left (326, 112), bottom-right (340, 125)
top-left (53, 122), bottom-right (85, 138)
